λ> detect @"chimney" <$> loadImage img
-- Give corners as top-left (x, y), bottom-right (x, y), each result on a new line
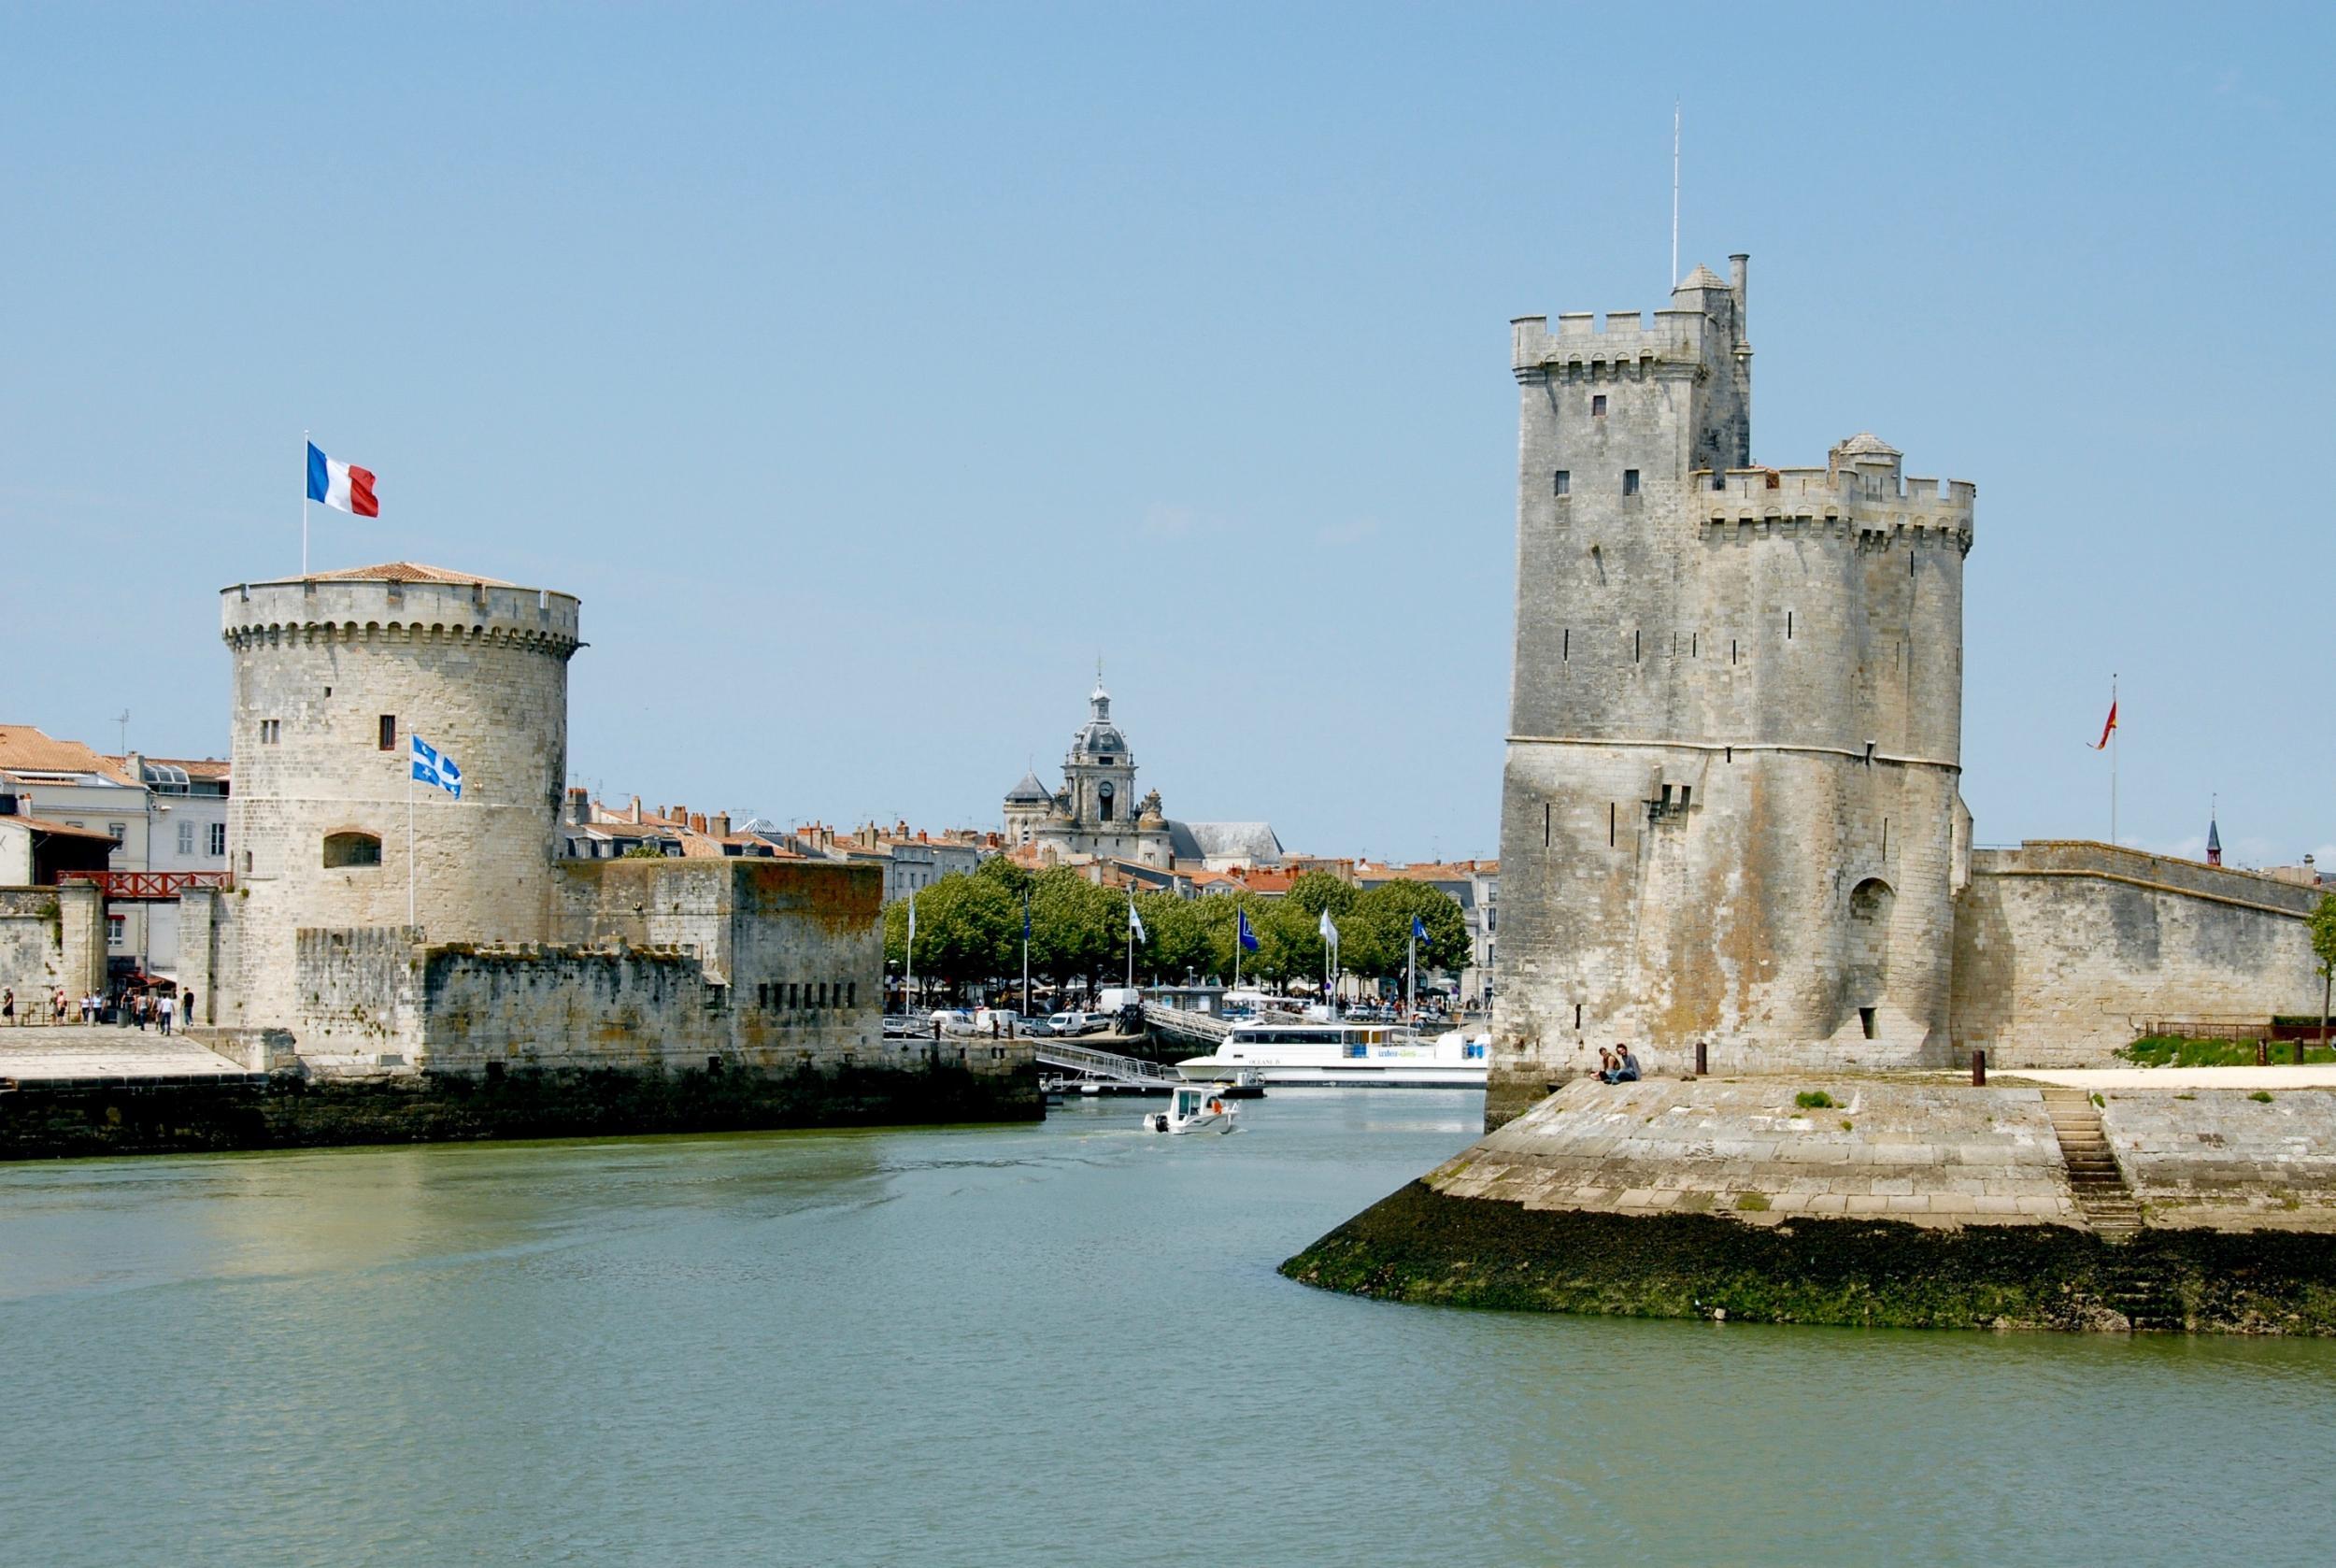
top-left (564, 787), bottom-right (591, 826)
top-left (629, 795), bottom-right (642, 824)
top-left (710, 813), bottom-right (731, 838)
top-left (690, 812), bottom-right (707, 834)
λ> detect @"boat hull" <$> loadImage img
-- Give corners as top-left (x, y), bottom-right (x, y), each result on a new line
top-left (1174, 1059), bottom-right (1485, 1090)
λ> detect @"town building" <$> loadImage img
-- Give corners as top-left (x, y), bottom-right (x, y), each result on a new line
top-left (1357, 859), bottom-right (1499, 1004)
top-left (1002, 676), bottom-right (1281, 873)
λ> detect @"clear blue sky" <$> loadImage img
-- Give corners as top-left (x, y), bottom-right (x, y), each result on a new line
top-left (4, 4), bottom-right (2329, 867)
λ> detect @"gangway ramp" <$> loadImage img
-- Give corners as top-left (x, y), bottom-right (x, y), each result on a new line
top-left (1141, 1003), bottom-right (1231, 1051)
top-left (1034, 1039), bottom-right (1185, 1090)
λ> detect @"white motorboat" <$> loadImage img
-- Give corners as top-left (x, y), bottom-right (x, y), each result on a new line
top-left (1175, 1021), bottom-right (1488, 1089)
top-left (1140, 1083), bottom-right (1239, 1134)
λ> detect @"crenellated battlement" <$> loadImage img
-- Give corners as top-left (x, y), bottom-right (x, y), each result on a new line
top-left (222, 575), bottom-right (582, 658)
top-left (1688, 466), bottom-right (1974, 549)
top-left (1511, 307), bottom-right (1731, 379)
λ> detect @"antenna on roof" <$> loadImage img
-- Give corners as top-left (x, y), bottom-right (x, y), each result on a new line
top-left (1670, 100), bottom-right (1681, 288)
top-left (116, 709), bottom-right (130, 755)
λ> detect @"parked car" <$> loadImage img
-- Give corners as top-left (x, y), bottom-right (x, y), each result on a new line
top-left (1047, 1010), bottom-right (1104, 1036)
top-left (1018, 1018), bottom-right (1058, 1037)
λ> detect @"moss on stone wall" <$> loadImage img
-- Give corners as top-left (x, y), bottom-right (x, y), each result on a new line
top-left (1281, 1182), bottom-right (2336, 1335)
top-left (0, 1062), bottom-right (1040, 1162)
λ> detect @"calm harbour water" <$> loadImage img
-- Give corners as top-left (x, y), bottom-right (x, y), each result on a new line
top-left (3, 1089), bottom-right (2330, 1567)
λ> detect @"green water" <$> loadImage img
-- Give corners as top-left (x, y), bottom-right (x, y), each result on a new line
top-left (3, 1090), bottom-right (2329, 1566)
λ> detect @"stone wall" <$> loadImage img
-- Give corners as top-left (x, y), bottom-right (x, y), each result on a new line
top-left (0, 885), bottom-right (104, 1010)
top-left (295, 925), bottom-right (423, 1056)
top-left (1951, 842), bottom-right (2323, 1065)
top-left (1436, 1076), bottom-right (2080, 1227)
top-left (2100, 1088), bottom-right (2336, 1230)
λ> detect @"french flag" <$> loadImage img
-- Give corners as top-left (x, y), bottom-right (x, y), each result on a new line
top-left (306, 441), bottom-right (379, 517)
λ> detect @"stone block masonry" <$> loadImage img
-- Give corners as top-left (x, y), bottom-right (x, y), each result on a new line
top-left (0, 885), bottom-right (104, 1009)
top-left (1952, 842), bottom-right (2324, 1066)
top-left (1284, 1075), bottom-right (2336, 1333)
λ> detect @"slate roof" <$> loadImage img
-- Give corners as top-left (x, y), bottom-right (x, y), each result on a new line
top-left (1167, 820), bottom-right (1284, 865)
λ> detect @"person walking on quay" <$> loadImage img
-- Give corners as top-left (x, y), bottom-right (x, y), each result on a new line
top-left (157, 991), bottom-right (174, 1037)
top-left (134, 991), bottom-right (149, 1032)
top-left (52, 986), bottom-right (67, 1023)
top-left (2, 987), bottom-right (14, 1025)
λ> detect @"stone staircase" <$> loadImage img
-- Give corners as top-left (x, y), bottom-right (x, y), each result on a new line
top-left (2038, 1088), bottom-right (2143, 1238)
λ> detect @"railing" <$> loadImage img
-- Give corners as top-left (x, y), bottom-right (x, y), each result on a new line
top-left (1035, 1040), bottom-right (1184, 1086)
top-left (56, 870), bottom-right (234, 900)
top-left (1140, 1002), bottom-right (1232, 1044)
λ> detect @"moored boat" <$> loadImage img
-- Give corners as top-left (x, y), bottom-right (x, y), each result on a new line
top-left (1175, 1022), bottom-right (1488, 1089)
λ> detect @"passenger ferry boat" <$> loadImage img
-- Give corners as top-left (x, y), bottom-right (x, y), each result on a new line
top-left (1175, 1023), bottom-right (1488, 1089)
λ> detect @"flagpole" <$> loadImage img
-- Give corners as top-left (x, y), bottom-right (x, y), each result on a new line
top-left (2110, 672), bottom-right (2119, 847)
top-left (406, 765), bottom-right (416, 928)
top-left (1232, 910), bottom-right (1241, 995)
top-left (1407, 928), bottom-right (1417, 1019)
top-left (302, 429), bottom-right (310, 577)
top-left (1125, 902), bottom-right (1134, 990)
top-left (1020, 892), bottom-right (1030, 1018)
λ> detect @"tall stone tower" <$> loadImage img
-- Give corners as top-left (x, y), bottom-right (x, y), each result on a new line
top-left (215, 563), bottom-right (582, 1030)
top-left (1488, 257), bottom-right (1975, 1127)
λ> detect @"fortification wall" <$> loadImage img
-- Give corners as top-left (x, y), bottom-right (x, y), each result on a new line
top-left (0, 886), bottom-right (104, 1008)
top-left (219, 575), bottom-right (579, 1030)
top-left (294, 926), bottom-right (423, 1057)
top-left (1951, 843), bottom-right (2324, 1065)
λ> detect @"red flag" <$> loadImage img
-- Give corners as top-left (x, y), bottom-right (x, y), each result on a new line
top-left (2090, 702), bottom-right (2117, 750)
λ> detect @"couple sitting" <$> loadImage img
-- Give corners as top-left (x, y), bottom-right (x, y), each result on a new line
top-left (1597, 1045), bottom-right (1641, 1084)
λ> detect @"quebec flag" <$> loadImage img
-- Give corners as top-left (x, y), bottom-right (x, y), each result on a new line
top-left (410, 734), bottom-right (463, 799)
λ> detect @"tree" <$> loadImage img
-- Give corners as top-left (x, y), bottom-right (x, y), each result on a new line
top-left (1344, 880), bottom-right (1471, 991)
top-left (2312, 893), bottom-right (2336, 1053)
top-left (882, 872), bottom-right (1017, 999)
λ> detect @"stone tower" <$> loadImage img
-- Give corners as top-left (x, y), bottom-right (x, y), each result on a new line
top-left (214, 563), bottom-right (583, 1030)
top-left (1488, 257), bottom-right (1975, 1127)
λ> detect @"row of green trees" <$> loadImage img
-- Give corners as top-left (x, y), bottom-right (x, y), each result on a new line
top-left (880, 858), bottom-right (1471, 998)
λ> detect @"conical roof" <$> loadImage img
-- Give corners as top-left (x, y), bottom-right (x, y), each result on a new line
top-left (1676, 264), bottom-right (1729, 290)
top-left (1836, 432), bottom-right (1901, 457)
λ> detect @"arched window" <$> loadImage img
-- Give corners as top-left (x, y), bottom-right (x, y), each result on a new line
top-left (1098, 780), bottom-right (1115, 822)
top-left (323, 831), bottom-right (383, 868)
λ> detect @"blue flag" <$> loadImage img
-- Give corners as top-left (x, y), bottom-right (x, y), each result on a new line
top-left (1237, 908), bottom-right (1260, 952)
top-left (1128, 896), bottom-right (1147, 943)
top-left (409, 734), bottom-right (463, 799)
top-left (1411, 915), bottom-right (1429, 943)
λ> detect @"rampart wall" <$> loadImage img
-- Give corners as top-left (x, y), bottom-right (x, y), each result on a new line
top-left (1950, 842), bottom-right (2324, 1066)
top-left (0, 885), bottom-right (104, 1009)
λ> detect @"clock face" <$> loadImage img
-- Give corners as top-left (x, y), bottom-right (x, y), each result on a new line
top-left (1099, 782), bottom-right (1114, 797)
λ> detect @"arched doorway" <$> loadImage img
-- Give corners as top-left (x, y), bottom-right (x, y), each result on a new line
top-left (1846, 877), bottom-right (1894, 1039)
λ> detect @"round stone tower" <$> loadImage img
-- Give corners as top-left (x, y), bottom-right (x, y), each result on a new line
top-left (216, 562), bottom-right (583, 1031)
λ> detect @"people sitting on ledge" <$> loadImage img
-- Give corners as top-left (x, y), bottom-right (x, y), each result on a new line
top-left (1601, 1044), bottom-right (1641, 1084)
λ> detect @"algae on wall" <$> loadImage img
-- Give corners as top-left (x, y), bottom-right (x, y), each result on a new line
top-left (1282, 1182), bottom-right (2336, 1335)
